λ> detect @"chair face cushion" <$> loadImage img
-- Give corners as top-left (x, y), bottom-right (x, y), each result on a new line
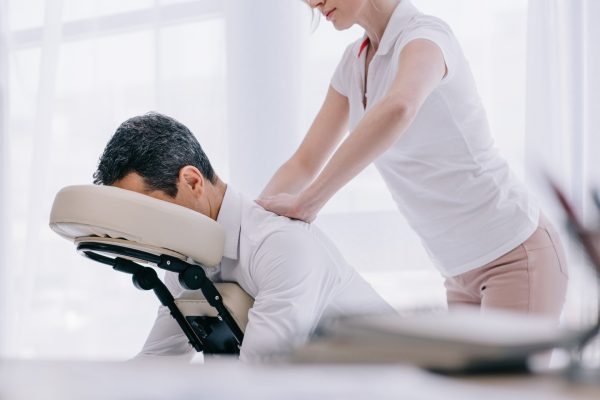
top-left (49, 185), bottom-right (225, 267)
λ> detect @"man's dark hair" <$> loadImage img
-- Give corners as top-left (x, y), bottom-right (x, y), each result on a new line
top-left (93, 112), bottom-right (216, 197)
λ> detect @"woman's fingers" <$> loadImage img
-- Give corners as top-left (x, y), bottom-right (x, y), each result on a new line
top-left (255, 193), bottom-right (314, 222)
top-left (255, 197), bottom-right (269, 208)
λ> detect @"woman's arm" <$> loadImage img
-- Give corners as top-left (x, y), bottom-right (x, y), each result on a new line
top-left (259, 86), bottom-right (349, 198)
top-left (257, 39), bottom-right (447, 222)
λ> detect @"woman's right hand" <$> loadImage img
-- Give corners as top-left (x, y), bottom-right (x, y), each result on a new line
top-left (256, 192), bottom-right (319, 223)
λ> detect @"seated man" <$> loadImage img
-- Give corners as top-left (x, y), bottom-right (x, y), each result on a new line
top-left (93, 112), bottom-right (394, 362)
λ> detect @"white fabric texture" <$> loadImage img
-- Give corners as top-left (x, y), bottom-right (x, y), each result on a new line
top-left (330, 0), bottom-right (539, 276)
top-left (137, 187), bottom-right (394, 362)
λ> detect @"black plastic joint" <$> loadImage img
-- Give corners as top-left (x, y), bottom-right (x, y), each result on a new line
top-left (178, 266), bottom-right (208, 291)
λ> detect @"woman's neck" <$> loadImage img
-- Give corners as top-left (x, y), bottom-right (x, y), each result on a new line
top-left (357, 0), bottom-right (401, 51)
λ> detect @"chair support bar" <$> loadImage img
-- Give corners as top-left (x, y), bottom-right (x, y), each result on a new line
top-left (112, 257), bottom-right (205, 352)
top-left (158, 257), bottom-right (245, 345)
top-left (77, 241), bottom-right (245, 354)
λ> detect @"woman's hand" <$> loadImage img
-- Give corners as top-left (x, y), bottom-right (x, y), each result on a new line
top-left (256, 192), bottom-right (319, 223)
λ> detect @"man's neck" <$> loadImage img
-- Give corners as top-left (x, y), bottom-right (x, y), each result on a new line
top-left (208, 178), bottom-right (227, 220)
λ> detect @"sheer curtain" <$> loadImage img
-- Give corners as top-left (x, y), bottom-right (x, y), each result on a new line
top-left (0, 0), bottom-right (9, 356)
top-left (5, 0), bottom-right (229, 359)
top-left (4, 0), bottom-right (308, 360)
top-left (526, 0), bottom-right (600, 215)
top-left (526, 0), bottom-right (600, 361)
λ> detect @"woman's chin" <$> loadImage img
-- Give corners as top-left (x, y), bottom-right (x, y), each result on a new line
top-left (332, 20), bottom-right (354, 31)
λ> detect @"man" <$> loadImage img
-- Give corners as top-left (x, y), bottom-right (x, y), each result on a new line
top-left (93, 112), bottom-right (394, 362)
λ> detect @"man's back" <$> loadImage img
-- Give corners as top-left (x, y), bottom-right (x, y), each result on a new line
top-left (139, 188), bottom-right (393, 362)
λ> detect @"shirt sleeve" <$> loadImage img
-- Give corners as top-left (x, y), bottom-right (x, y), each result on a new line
top-left (239, 229), bottom-right (339, 363)
top-left (132, 271), bottom-right (195, 361)
top-left (398, 19), bottom-right (460, 82)
top-left (330, 42), bottom-right (356, 97)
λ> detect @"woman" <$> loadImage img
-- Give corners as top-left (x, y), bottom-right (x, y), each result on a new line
top-left (257, 0), bottom-right (567, 319)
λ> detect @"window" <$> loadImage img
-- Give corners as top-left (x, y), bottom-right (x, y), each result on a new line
top-left (5, 0), bottom-right (226, 359)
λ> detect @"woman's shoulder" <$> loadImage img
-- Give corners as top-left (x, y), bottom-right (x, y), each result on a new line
top-left (402, 13), bottom-right (455, 41)
top-left (391, 13), bottom-right (461, 76)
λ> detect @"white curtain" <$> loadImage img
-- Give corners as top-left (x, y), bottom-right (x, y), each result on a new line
top-left (3, 0), bottom-right (309, 360)
top-left (0, 0), bottom-right (9, 356)
top-left (4, 0), bottom-right (230, 359)
top-left (526, 0), bottom-right (600, 219)
top-left (526, 0), bottom-right (600, 361)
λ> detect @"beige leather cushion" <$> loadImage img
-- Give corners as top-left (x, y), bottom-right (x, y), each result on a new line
top-left (49, 185), bottom-right (225, 267)
top-left (175, 283), bottom-right (255, 332)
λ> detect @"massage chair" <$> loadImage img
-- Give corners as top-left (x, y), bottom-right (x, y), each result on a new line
top-left (50, 185), bottom-right (253, 355)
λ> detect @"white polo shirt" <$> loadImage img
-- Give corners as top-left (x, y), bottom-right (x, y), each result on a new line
top-left (136, 187), bottom-right (393, 362)
top-left (331, 0), bottom-right (539, 276)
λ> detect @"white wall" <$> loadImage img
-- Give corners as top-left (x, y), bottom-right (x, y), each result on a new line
top-left (224, 0), bottom-right (309, 197)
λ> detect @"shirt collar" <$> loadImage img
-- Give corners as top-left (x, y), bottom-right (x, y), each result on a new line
top-left (358, 0), bottom-right (420, 57)
top-left (215, 186), bottom-right (242, 260)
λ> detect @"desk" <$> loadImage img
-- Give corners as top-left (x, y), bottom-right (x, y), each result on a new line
top-left (0, 359), bottom-right (598, 399)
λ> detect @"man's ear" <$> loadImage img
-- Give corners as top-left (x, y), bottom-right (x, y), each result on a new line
top-left (178, 166), bottom-right (205, 196)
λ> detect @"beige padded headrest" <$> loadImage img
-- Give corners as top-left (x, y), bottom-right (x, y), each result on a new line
top-left (49, 185), bottom-right (225, 267)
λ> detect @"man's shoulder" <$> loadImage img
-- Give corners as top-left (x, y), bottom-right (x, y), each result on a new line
top-left (239, 196), bottom-right (315, 247)
top-left (236, 199), bottom-right (356, 291)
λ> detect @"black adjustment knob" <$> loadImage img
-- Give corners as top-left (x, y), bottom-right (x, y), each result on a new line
top-left (132, 268), bottom-right (158, 290)
top-left (178, 267), bottom-right (204, 290)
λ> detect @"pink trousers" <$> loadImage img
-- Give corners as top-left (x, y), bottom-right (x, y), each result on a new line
top-left (444, 214), bottom-right (568, 320)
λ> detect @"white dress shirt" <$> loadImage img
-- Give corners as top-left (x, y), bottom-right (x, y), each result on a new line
top-left (136, 187), bottom-right (393, 362)
top-left (330, 0), bottom-right (539, 276)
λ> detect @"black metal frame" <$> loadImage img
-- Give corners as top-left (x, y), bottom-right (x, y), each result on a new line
top-left (77, 241), bottom-right (244, 354)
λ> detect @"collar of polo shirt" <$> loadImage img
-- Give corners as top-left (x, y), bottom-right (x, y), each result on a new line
top-left (216, 186), bottom-right (242, 260)
top-left (357, 0), bottom-right (420, 58)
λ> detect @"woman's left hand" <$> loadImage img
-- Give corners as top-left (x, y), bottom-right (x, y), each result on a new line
top-left (255, 192), bottom-right (318, 223)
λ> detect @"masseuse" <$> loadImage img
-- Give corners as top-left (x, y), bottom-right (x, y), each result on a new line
top-left (257, 0), bottom-right (568, 319)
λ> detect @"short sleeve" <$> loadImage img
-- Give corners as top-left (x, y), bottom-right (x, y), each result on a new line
top-left (399, 19), bottom-right (460, 82)
top-left (330, 42), bottom-right (356, 97)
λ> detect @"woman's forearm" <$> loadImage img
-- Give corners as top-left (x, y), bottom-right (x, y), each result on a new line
top-left (256, 101), bottom-right (416, 222)
top-left (302, 99), bottom-right (416, 211)
top-left (256, 40), bottom-right (445, 222)
top-left (260, 86), bottom-right (350, 200)
top-left (260, 158), bottom-right (318, 198)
